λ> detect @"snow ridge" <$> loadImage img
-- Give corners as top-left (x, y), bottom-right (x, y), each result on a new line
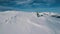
top-left (0, 11), bottom-right (60, 34)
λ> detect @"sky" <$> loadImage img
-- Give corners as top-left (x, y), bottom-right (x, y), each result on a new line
top-left (0, 0), bottom-right (60, 12)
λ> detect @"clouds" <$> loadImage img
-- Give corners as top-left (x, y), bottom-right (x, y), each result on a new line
top-left (14, 0), bottom-right (56, 6)
top-left (0, 0), bottom-right (60, 9)
top-left (16, 0), bottom-right (33, 4)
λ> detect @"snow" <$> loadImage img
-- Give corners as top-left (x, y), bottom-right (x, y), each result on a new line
top-left (0, 11), bottom-right (60, 34)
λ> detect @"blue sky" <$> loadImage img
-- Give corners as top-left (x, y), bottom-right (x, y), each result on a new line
top-left (0, 0), bottom-right (60, 12)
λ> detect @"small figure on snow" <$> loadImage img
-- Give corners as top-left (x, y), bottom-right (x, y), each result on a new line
top-left (36, 12), bottom-right (43, 17)
top-left (36, 12), bottom-right (40, 17)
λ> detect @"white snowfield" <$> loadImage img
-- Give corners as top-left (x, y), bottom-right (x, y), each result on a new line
top-left (0, 11), bottom-right (60, 34)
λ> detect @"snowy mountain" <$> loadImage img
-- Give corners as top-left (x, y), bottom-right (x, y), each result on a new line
top-left (0, 11), bottom-right (60, 34)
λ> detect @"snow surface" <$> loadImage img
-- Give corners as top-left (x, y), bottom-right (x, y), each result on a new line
top-left (0, 11), bottom-right (60, 34)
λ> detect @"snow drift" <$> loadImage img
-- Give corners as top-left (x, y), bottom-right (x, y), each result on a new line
top-left (0, 11), bottom-right (60, 34)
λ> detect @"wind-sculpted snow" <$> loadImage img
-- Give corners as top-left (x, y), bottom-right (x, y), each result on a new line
top-left (0, 11), bottom-right (60, 34)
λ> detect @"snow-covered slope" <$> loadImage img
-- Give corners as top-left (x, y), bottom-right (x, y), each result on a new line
top-left (0, 11), bottom-right (60, 34)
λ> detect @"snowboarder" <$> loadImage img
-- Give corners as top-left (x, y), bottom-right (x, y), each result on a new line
top-left (36, 12), bottom-right (40, 17)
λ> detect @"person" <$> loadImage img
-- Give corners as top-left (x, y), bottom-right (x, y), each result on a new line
top-left (37, 12), bottom-right (40, 17)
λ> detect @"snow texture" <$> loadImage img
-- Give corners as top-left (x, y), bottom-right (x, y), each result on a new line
top-left (0, 11), bottom-right (60, 34)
